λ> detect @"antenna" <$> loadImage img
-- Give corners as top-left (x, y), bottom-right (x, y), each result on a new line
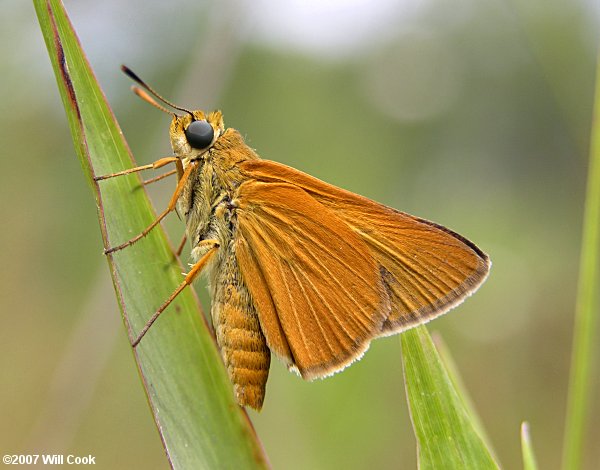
top-left (131, 86), bottom-right (175, 116)
top-left (121, 65), bottom-right (195, 118)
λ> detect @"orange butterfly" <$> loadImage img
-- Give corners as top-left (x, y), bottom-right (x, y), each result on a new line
top-left (97, 66), bottom-right (490, 410)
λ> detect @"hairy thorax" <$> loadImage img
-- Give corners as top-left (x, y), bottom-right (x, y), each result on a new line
top-left (176, 129), bottom-right (259, 265)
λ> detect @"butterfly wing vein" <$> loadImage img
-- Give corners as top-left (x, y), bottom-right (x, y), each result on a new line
top-left (234, 160), bottom-right (490, 379)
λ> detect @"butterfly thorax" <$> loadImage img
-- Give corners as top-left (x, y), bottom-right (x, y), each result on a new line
top-left (175, 127), bottom-right (259, 261)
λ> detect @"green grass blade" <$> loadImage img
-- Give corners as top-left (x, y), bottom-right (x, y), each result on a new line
top-left (561, 52), bottom-right (600, 470)
top-left (34, 1), bottom-right (269, 468)
top-left (521, 422), bottom-right (539, 470)
top-left (432, 333), bottom-right (498, 462)
top-left (401, 327), bottom-right (499, 470)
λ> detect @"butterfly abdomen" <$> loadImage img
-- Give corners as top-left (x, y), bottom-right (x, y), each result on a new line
top-left (211, 247), bottom-right (271, 410)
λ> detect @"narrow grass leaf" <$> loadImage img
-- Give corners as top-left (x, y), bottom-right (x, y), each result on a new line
top-left (34, 1), bottom-right (269, 468)
top-left (521, 422), bottom-right (539, 470)
top-left (401, 326), bottom-right (499, 470)
top-left (432, 333), bottom-right (499, 462)
top-left (561, 52), bottom-right (600, 470)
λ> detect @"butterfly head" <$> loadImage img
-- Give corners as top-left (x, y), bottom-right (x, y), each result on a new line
top-left (121, 65), bottom-right (225, 158)
top-left (169, 110), bottom-right (225, 158)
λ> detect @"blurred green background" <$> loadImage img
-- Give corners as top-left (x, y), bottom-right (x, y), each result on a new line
top-left (2, 0), bottom-right (598, 468)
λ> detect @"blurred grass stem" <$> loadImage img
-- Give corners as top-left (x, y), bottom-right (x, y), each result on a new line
top-left (561, 52), bottom-right (600, 470)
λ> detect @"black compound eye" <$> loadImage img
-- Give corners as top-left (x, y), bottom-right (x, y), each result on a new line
top-left (185, 120), bottom-right (214, 149)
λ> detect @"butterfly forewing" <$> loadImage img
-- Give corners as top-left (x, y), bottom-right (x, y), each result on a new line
top-left (239, 160), bottom-right (489, 341)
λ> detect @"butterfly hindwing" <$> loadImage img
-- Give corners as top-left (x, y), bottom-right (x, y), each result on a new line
top-left (234, 180), bottom-right (389, 379)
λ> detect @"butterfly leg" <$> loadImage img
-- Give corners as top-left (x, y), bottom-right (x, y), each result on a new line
top-left (105, 161), bottom-right (196, 254)
top-left (94, 156), bottom-right (179, 181)
top-left (175, 233), bottom-right (188, 257)
top-left (131, 239), bottom-right (219, 347)
top-left (142, 168), bottom-right (177, 186)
